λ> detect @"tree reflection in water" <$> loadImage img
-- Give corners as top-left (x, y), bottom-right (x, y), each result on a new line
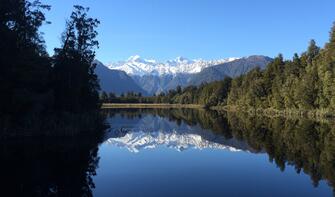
top-left (1, 108), bottom-right (334, 196)
top-left (0, 135), bottom-right (103, 197)
top-left (104, 108), bottom-right (335, 193)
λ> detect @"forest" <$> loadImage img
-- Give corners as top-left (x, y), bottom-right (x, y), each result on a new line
top-left (104, 22), bottom-right (335, 117)
top-left (0, 0), bottom-right (104, 136)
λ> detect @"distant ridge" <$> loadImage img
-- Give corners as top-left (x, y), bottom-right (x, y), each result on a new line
top-left (187, 55), bottom-right (273, 86)
top-left (108, 55), bottom-right (238, 76)
top-left (94, 60), bottom-right (148, 95)
top-left (95, 55), bottom-right (273, 95)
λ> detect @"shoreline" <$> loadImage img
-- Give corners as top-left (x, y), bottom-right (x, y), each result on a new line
top-left (102, 103), bottom-right (204, 109)
top-left (210, 105), bottom-right (335, 120)
top-left (101, 103), bottom-right (335, 121)
top-left (102, 103), bottom-right (335, 121)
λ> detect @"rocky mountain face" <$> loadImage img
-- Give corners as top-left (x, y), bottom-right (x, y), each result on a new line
top-left (108, 55), bottom-right (238, 76)
top-left (94, 60), bottom-right (147, 95)
top-left (187, 55), bottom-right (273, 86)
top-left (95, 55), bottom-right (272, 95)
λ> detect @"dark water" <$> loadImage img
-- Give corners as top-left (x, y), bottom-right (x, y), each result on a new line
top-left (1, 109), bottom-right (335, 196)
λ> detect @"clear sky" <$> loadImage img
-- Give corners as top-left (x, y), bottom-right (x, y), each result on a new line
top-left (42, 0), bottom-right (335, 64)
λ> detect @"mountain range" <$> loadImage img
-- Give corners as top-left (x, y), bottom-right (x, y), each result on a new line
top-left (96, 55), bottom-right (273, 95)
top-left (108, 55), bottom-right (238, 76)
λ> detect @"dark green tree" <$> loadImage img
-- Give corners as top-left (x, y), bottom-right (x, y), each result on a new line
top-left (0, 0), bottom-right (51, 117)
top-left (52, 5), bottom-right (100, 113)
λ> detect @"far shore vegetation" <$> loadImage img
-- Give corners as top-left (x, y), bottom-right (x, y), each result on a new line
top-left (100, 21), bottom-right (335, 119)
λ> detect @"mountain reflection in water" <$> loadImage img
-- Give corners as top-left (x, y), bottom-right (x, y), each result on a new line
top-left (104, 111), bottom-right (253, 153)
top-left (103, 108), bottom-right (335, 194)
top-left (0, 108), bottom-right (334, 196)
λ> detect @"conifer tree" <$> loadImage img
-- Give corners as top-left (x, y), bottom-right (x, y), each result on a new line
top-left (0, 0), bottom-right (51, 116)
top-left (52, 5), bottom-right (100, 112)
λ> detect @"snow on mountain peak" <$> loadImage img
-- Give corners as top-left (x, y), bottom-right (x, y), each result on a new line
top-left (127, 55), bottom-right (142, 62)
top-left (106, 131), bottom-right (243, 153)
top-left (175, 56), bottom-right (191, 63)
top-left (108, 56), bottom-right (239, 76)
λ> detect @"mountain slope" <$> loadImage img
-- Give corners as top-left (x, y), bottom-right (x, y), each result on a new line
top-left (95, 55), bottom-right (272, 95)
top-left (94, 61), bottom-right (147, 95)
top-left (107, 56), bottom-right (240, 94)
top-left (132, 74), bottom-right (174, 95)
top-left (188, 55), bottom-right (273, 86)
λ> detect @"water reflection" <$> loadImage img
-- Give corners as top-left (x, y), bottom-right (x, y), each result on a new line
top-left (104, 110), bottom-right (252, 153)
top-left (0, 135), bottom-right (103, 196)
top-left (227, 113), bottom-right (335, 190)
top-left (1, 109), bottom-right (334, 196)
top-left (103, 108), bottom-right (335, 193)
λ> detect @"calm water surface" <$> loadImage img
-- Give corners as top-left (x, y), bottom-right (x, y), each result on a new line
top-left (1, 108), bottom-right (334, 196)
top-left (93, 109), bottom-right (334, 196)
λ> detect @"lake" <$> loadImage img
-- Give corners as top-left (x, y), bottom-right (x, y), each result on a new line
top-left (1, 108), bottom-right (334, 196)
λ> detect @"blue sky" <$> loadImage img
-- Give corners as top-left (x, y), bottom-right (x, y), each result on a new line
top-left (42, 0), bottom-right (335, 63)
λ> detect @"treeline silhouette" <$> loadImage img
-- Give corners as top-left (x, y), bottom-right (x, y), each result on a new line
top-left (100, 91), bottom-right (156, 103)
top-left (0, 0), bottom-right (104, 136)
top-left (100, 78), bottom-right (232, 107)
top-left (152, 78), bottom-right (232, 107)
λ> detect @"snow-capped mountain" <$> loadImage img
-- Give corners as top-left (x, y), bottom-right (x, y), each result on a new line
top-left (104, 113), bottom-right (253, 153)
top-left (96, 55), bottom-right (272, 95)
top-left (108, 55), bottom-right (239, 76)
top-left (106, 131), bottom-right (243, 153)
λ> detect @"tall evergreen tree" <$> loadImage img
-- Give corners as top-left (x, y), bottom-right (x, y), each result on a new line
top-left (52, 5), bottom-right (100, 113)
top-left (306, 39), bottom-right (320, 65)
top-left (317, 23), bottom-right (335, 109)
top-left (0, 0), bottom-right (51, 117)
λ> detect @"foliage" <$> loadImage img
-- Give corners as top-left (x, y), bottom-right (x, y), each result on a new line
top-left (100, 91), bottom-right (155, 103)
top-left (52, 5), bottom-right (101, 113)
top-left (0, 0), bottom-right (51, 117)
top-left (0, 1), bottom-right (103, 135)
top-left (105, 78), bottom-right (233, 107)
top-left (227, 26), bottom-right (335, 113)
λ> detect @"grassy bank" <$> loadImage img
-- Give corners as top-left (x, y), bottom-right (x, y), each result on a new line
top-left (102, 103), bottom-right (204, 109)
